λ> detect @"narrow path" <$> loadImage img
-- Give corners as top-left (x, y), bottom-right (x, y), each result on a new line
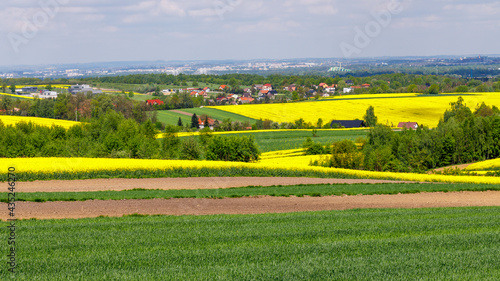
top-left (16, 177), bottom-right (419, 193)
top-left (3, 191), bottom-right (499, 220)
top-left (170, 110), bottom-right (194, 116)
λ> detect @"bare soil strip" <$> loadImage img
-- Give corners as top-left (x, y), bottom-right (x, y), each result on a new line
top-left (431, 163), bottom-right (473, 173)
top-left (16, 177), bottom-right (417, 193)
top-left (4, 191), bottom-right (500, 220)
top-left (170, 110), bottom-right (193, 116)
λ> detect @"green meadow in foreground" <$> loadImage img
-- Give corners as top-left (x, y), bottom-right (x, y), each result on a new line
top-left (6, 183), bottom-right (500, 202)
top-left (2, 207), bottom-right (499, 280)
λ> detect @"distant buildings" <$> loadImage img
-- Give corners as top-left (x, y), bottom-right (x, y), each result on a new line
top-left (68, 84), bottom-right (102, 95)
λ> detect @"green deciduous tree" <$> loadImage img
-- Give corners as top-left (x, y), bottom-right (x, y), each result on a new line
top-left (363, 106), bottom-right (378, 127)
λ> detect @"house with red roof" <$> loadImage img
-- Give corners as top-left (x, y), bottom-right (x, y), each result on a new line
top-left (240, 97), bottom-right (255, 104)
top-left (262, 83), bottom-right (273, 91)
top-left (198, 117), bottom-right (216, 130)
top-left (398, 122), bottom-right (419, 129)
top-left (219, 85), bottom-right (228, 90)
top-left (146, 99), bottom-right (164, 106)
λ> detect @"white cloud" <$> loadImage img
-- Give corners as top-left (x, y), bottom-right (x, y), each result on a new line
top-left (101, 25), bottom-right (119, 33)
top-left (122, 1), bottom-right (157, 11)
top-left (308, 5), bottom-right (338, 15)
top-left (443, 3), bottom-right (500, 17)
top-left (157, 0), bottom-right (186, 17)
top-left (83, 14), bottom-right (105, 22)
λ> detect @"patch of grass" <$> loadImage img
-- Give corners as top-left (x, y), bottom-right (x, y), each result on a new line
top-left (156, 110), bottom-right (192, 126)
top-left (2, 207), bottom-right (499, 279)
top-left (180, 108), bottom-right (258, 124)
top-left (203, 129), bottom-right (368, 152)
top-left (6, 183), bottom-right (500, 202)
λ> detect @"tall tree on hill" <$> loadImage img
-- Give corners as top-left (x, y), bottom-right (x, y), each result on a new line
top-left (364, 106), bottom-right (378, 127)
top-left (191, 113), bottom-right (199, 129)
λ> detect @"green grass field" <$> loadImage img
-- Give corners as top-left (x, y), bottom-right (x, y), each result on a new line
top-left (6, 183), bottom-right (500, 202)
top-left (180, 108), bottom-right (258, 123)
top-left (3, 207), bottom-right (499, 280)
top-left (156, 108), bottom-right (257, 126)
top-left (199, 129), bottom-right (368, 152)
top-left (156, 110), bottom-right (192, 126)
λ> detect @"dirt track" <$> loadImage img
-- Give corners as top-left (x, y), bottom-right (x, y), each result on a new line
top-left (3, 191), bottom-right (500, 220)
top-left (17, 177), bottom-right (418, 193)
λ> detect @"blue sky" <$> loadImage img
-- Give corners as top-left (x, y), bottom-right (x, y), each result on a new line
top-left (1, 0), bottom-right (499, 65)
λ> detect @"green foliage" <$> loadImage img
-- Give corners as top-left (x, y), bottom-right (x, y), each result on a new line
top-left (427, 84), bottom-right (440, 94)
top-left (443, 96), bottom-right (473, 123)
top-left (312, 139), bottom-right (363, 169)
top-left (191, 113), bottom-right (199, 129)
top-left (302, 137), bottom-right (327, 155)
top-left (358, 98), bottom-right (500, 172)
top-left (180, 137), bottom-right (201, 160)
top-left (455, 85), bottom-right (469, 92)
top-left (363, 105), bottom-right (377, 127)
top-left (206, 135), bottom-right (260, 162)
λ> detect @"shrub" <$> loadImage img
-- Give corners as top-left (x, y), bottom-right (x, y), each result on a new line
top-left (206, 135), bottom-right (260, 162)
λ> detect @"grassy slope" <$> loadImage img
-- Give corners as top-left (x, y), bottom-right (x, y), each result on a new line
top-left (180, 108), bottom-right (258, 123)
top-left (156, 108), bottom-right (257, 126)
top-left (209, 129), bottom-right (368, 152)
top-left (3, 207), bottom-right (499, 280)
top-left (155, 110), bottom-right (192, 126)
top-left (8, 183), bottom-right (500, 202)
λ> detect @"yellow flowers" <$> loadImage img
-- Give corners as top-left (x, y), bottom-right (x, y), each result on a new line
top-left (260, 149), bottom-right (305, 160)
top-left (209, 92), bottom-right (500, 128)
top-left (465, 158), bottom-right (500, 171)
top-left (0, 116), bottom-right (80, 129)
top-left (4, 156), bottom-right (500, 184)
top-left (0, 92), bottom-right (35, 99)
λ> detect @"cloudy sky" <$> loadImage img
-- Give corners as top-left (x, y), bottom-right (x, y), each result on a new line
top-left (0, 0), bottom-right (499, 66)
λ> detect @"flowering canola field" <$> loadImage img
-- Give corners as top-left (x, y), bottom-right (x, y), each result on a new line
top-left (0, 115), bottom-right (81, 129)
top-left (210, 93), bottom-right (500, 128)
top-left (466, 158), bottom-right (500, 171)
top-left (1, 92), bottom-right (35, 99)
top-left (4, 156), bottom-right (500, 184)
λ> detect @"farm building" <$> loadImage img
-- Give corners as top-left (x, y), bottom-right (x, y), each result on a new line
top-left (330, 120), bottom-right (366, 128)
top-left (398, 122), bottom-right (419, 129)
top-left (22, 86), bottom-right (38, 92)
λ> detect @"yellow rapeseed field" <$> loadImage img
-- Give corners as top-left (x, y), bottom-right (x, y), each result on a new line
top-left (4, 156), bottom-right (500, 184)
top-left (465, 158), bottom-right (500, 171)
top-left (0, 115), bottom-right (81, 129)
top-left (210, 93), bottom-right (500, 128)
top-left (0, 92), bottom-right (35, 99)
top-left (19, 84), bottom-right (72, 89)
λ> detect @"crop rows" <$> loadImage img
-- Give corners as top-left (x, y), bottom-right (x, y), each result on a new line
top-left (6, 183), bottom-right (500, 203)
top-left (1, 207), bottom-right (499, 280)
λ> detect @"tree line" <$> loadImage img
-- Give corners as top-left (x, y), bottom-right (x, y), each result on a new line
top-left (0, 110), bottom-right (260, 162)
top-left (312, 98), bottom-right (500, 172)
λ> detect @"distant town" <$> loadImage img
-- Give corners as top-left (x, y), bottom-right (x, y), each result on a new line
top-left (1, 55), bottom-right (500, 79)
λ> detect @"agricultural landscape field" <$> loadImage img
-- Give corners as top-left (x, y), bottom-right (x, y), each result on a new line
top-left (2, 76), bottom-right (500, 279)
top-left (212, 92), bottom-right (500, 127)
